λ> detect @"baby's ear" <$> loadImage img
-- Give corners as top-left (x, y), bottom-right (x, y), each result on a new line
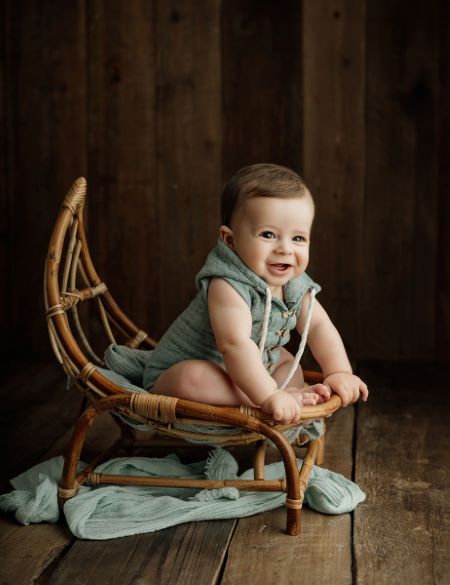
top-left (219, 225), bottom-right (234, 249)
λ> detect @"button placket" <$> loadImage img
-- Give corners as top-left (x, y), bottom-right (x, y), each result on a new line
top-left (275, 330), bottom-right (289, 338)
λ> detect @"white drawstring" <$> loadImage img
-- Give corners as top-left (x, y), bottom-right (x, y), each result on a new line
top-left (258, 287), bottom-right (273, 354)
top-left (259, 287), bottom-right (317, 390)
top-left (279, 288), bottom-right (317, 389)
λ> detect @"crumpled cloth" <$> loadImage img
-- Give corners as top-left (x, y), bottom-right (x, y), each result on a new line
top-left (0, 448), bottom-right (365, 539)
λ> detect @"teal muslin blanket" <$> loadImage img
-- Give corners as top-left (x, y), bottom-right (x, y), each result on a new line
top-left (0, 448), bottom-right (365, 539)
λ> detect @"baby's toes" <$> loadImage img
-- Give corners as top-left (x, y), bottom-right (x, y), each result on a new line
top-left (311, 383), bottom-right (331, 400)
top-left (301, 392), bottom-right (319, 405)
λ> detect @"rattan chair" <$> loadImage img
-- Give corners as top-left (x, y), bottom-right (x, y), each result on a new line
top-left (44, 177), bottom-right (342, 536)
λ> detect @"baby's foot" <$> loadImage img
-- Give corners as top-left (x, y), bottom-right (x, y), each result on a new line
top-left (285, 386), bottom-right (318, 405)
top-left (300, 383), bottom-right (331, 405)
top-left (300, 392), bottom-right (319, 406)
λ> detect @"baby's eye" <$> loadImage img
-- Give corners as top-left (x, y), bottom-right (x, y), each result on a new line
top-left (293, 235), bottom-right (307, 243)
top-left (260, 231), bottom-right (276, 239)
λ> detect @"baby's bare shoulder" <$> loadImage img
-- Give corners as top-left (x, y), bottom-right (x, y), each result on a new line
top-left (208, 277), bottom-right (247, 308)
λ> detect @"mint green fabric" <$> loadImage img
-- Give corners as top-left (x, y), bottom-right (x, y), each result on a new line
top-left (0, 448), bottom-right (365, 540)
top-left (139, 239), bottom-right (321, 389)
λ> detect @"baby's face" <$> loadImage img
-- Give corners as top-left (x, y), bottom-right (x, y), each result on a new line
top-left (221, 196), bottom-right (314, 293)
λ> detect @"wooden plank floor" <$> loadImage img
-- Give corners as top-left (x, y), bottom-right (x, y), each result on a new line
top-left (0, 360), bottom-right (449, 585)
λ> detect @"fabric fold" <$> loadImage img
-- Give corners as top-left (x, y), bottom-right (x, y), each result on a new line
top-left (0, 449), bottom-right (365, 540)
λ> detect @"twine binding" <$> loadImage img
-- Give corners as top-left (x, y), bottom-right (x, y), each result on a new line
top-left (130, 392), bottom-right (177, 423)
top-left (286, 497), bottom-right (302, 510)
top-left (127, 329), bottom-right (148, 349)
top-left (79, 362), bottom-right (96, 383)
top-left (62, 178), bottom-right (86, 215)
top-left (58, 482), bottom-right (80, 499)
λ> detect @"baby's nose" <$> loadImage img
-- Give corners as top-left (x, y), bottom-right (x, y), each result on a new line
top-left (276, 239), bottom-right (293, 253)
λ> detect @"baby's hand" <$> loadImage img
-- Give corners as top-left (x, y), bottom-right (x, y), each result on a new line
top-left (323, 373), bottom-right (369, 407)
top-left (260, 390), bottom-right (302, 424)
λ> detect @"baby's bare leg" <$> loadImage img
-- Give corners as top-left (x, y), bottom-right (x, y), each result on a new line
top-left (152, 360), bottom-right (255, 406)
top-left (272, 348), bottom-right (330, 403)
top-left (272, 347), bottom-right (305, 387)
top-left (153, 351), bottom-right (329, 408)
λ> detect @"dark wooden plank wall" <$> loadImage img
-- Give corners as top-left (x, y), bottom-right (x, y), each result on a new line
top-left (154, 0), bottom-right (222, 333)
top-left (0, 5), bottom-right (8, 355)
top-left (303, 0), bottom-right (365, 359)
top-left (221, 0), bottom-right (303, 174)
top-left (437, 1), bottom-right (450, 361)
top-left (2, 0), bottom-right (87, 356)
top-left (364, 0), bottom-right (441, 360)
top-left (1, 0), bottom-right (449, 362)
top-left (86, 0), bottom-right (160, 337)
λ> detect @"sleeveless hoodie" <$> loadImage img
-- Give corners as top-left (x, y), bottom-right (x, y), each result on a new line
top-left (143, 239), bottom-right (321, 390)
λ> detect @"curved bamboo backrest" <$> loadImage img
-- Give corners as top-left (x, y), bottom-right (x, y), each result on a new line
top-left (44, 177), bottom-right (157, 399)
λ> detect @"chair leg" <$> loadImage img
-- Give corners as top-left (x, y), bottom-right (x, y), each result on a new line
top-left (58, 413), bottom-right (92, 508)
top-left (298, 439), bottom-right (321, 503)
top-left (316, 434), bottom-right (325, 466)
top-left (253, 439), bottom-right (266, 479)
top-left (256, 423), bottom-right (302, 535)
top-left (58, 397), bottom-right (125, 508)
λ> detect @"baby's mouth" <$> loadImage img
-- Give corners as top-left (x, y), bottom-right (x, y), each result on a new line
top-left (269, 263), bottom-right (292, 273)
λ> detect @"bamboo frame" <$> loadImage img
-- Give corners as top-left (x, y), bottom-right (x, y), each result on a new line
top-left (45, 178), bottom-right (343, 536)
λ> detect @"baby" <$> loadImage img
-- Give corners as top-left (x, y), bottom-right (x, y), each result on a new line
top-left (145, 163), bottom-right (368, 424)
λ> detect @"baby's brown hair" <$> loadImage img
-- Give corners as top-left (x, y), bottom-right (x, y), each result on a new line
top-left (221, 163), bottom-right (312, 227)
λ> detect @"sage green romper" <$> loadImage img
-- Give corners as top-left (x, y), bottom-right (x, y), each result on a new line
top-left (141, 240), bottom-right (321, 390)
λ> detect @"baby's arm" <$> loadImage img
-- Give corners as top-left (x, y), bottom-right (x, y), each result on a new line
top-left (208, 278), bottom-right (302, 423)
top-left (298, 294), bottom-right (369, 406)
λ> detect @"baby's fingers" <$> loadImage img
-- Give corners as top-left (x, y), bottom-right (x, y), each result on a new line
top-left (272, 405), bottom-right (284, 422)
top-left (360, 381), bottom-right (369, 401)
top-left (335, 386), bottom-right (351, 407)
top-left (288, 401), bottom-right (302, 424)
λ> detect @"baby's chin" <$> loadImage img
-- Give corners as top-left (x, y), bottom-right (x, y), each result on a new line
top-left (259, 276), bottom-right (291, 292)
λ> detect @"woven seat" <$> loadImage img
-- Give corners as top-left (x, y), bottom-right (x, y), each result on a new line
top-left (45, 177), bottom-right (342, 536)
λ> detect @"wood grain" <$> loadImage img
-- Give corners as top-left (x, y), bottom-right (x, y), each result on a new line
top-left (363, 0), bottom-right (440, 359)
top-left (354, 363), bottom-right (450, 584)
top-left (437, 0), bottom-right (450, 360)
top-left (0, 361), bottom-right (76, 585)
top-left (0, 521), bottom-right (72, 585)
top-left (154, 0), bottom-right (222, 333)
top-left (221, 0), bottom-right (303, 177)
top-left (0, 365), bottom-right (236, 585)
top-left (221, 406), bottom-right (355, 585)
top-left (0, 0), bottom-right (10, 359)
top-left (44, 405), bottom-right (236, 585)
top-left (1, 1), bottom-right (449, 362)
top-left (86, 0), bottom-right (160, 340)
top-left (303, 0), bottom-right (366, 360)
top-left (3, 359), bottom-right (448, 583)
top-left (4, 0), bottom-right (87, 355)
top-left (47, 520), bottom-right (236, 585)
top-left (0, 361), bottom-right (78, 483)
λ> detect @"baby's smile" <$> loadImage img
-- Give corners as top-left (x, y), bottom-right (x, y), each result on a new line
top-left (268, 263), bottom-right (293, 275)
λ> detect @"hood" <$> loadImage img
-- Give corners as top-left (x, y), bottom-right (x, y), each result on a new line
top-left (196, 239), bottom-right (314, 308)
